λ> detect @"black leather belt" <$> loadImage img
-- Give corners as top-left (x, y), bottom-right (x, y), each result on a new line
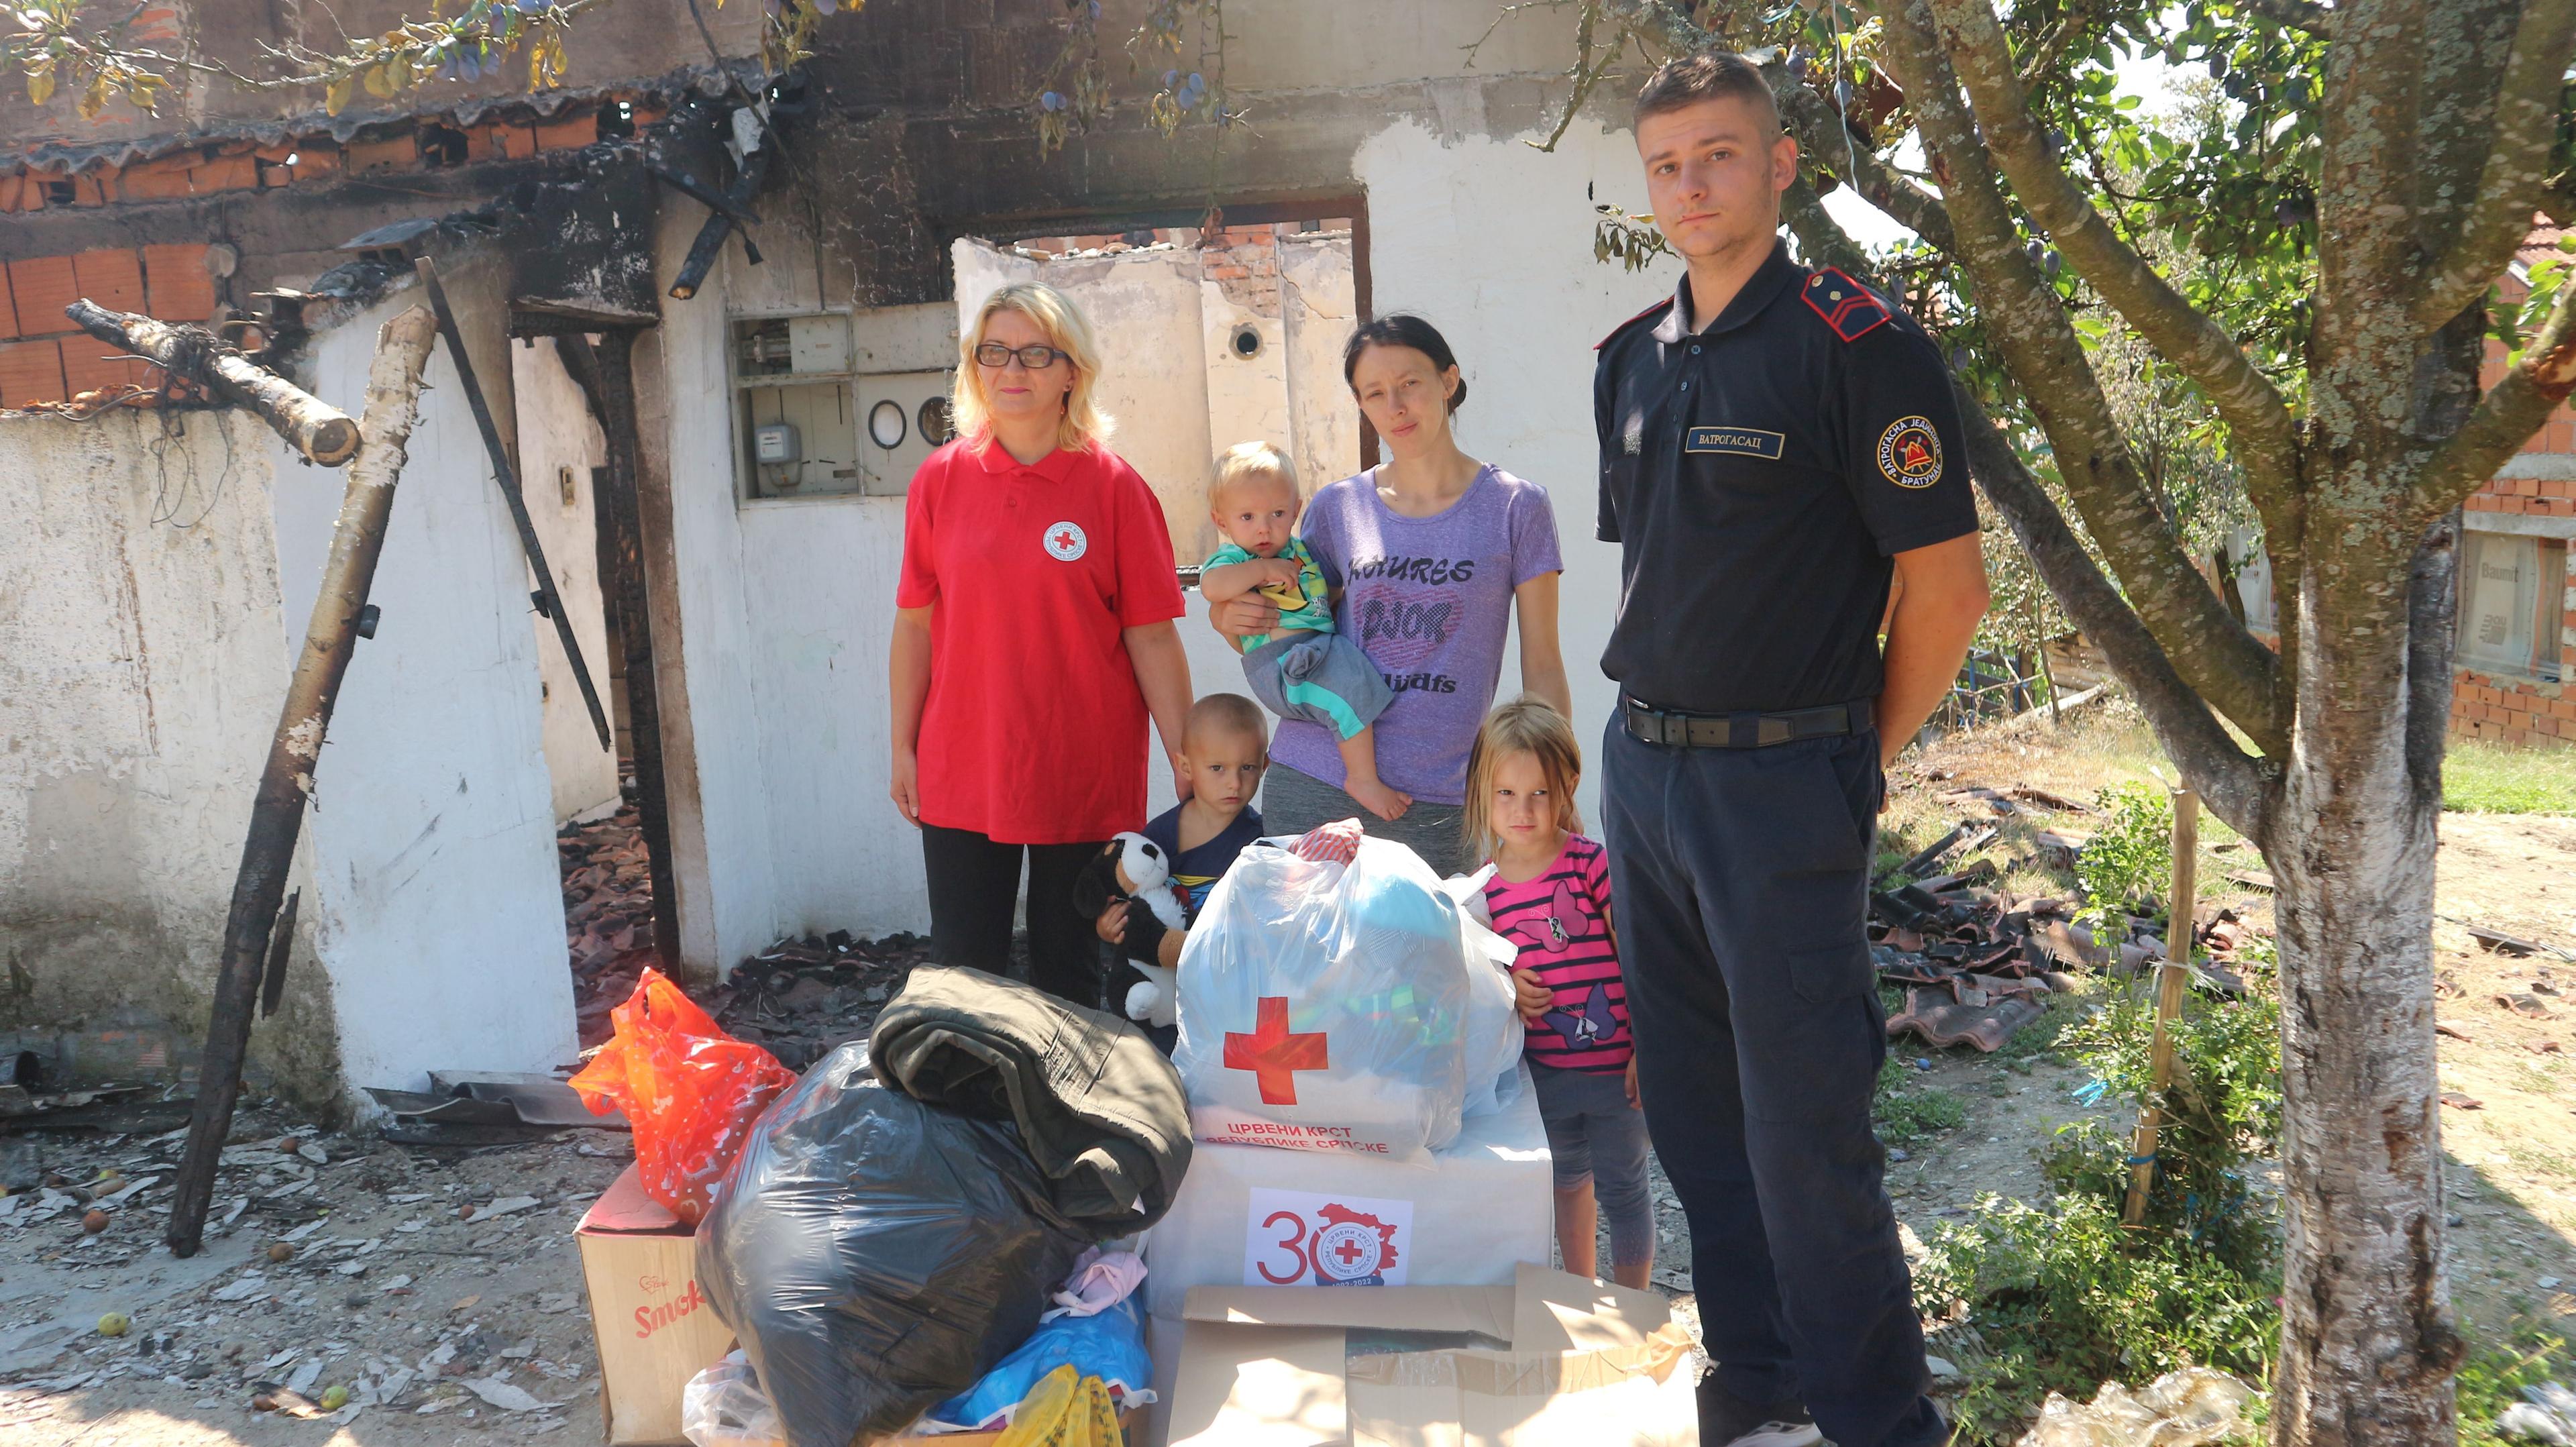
top-left (1623, 698), bottom-right (1870, 749)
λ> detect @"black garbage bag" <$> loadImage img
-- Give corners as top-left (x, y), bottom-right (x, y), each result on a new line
top-left (696, 1044), bottom-right (1088, 1447)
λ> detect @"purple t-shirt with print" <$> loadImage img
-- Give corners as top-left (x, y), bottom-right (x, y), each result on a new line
top-left (1269, 465), bottom-right (1564, 804)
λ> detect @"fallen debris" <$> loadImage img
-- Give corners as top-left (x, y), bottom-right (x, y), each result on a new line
top-left (2441, 1091), bottom-right (2486, 1111)
top-left (2017, 1366), bottom-right (2255, 1447)
top-left (2497, 1380), bottom-right (2576, 1444)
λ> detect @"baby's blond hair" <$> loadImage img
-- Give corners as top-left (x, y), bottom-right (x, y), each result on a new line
top-left (1210, 440), bottom-right (1298, 506)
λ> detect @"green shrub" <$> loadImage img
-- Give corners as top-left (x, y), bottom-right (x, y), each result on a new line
top-left (2074, 782), bottom-right (2175, 934)
top-left (1913, 984), bottom-right (2286, 1443)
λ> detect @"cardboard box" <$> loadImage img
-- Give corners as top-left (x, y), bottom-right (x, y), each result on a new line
top-left (1143, 1071), bottom-right (1550, 1322)
top-left (1159, 1264), bottom-right (1697, 1447)
top-left (577, 1165), bottom-right (738, 1445)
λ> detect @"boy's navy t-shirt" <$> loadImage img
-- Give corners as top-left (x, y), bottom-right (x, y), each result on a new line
top-left (1142, 804), bottom-right (1264, 918)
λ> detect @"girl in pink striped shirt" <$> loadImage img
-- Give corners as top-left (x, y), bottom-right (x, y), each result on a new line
top-left (1464, 698), bottom-right (1654, 1288)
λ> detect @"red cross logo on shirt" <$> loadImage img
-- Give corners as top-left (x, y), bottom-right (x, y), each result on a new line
top-left (1041, 519), bottom-right (1088, 561)
top-left (1223, 996), bottom-right (1329, 1105)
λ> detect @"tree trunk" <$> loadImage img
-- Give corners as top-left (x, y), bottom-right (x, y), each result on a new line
top-left (2267, 555), bottom-right (2463, 1445)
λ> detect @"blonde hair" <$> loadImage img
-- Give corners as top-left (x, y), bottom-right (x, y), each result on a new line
top-left (1461, 696), bottom-right (1586, 865)
top-left (1212, 439), bottom-right (1298, 506)
top-left (951, 281), bottom-right (1115, 455)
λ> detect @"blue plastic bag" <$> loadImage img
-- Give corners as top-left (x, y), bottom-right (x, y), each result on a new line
top-left (917, 1295), bottom-right (1155, 1432)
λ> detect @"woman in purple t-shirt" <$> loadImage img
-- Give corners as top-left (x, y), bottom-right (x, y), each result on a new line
top-left (1212, 315), bottom-right (1569, 874)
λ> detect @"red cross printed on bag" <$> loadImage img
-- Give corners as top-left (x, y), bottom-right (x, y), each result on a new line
top-left (1223, 996), bottom-right (1330, 1105)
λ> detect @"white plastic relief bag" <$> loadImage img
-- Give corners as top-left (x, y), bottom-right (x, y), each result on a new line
top-left (1173, 833), bottom-right (1521, 1162)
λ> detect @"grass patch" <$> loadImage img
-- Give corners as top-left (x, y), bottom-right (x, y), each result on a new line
top-left (2459, 1322), bottom-right (2574, 1446)
top-left (1874, 1053), bottom-right (1968, 1144)
top-left (2446, 737), bottom-right (2576, 815)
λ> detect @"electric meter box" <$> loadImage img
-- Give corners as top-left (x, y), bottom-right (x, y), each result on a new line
top-left (788, 315), bottom-right (851, 374)
top-left (753, 421), bottom-right (801, 464)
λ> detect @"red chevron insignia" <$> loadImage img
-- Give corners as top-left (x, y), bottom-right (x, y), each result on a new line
top-left (1801, 268), bottom-right (1892, 341)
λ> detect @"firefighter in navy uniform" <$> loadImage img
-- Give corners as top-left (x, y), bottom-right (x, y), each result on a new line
top-left (1596, 56), bottom-right (1989, 1447)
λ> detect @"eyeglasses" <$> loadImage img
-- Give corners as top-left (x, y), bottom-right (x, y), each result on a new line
top-left (973, 341), bottom-right (1069, 370)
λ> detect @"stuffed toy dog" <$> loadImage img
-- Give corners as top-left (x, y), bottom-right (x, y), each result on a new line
top-left (1070, 833), bottom-right (1189, 1027)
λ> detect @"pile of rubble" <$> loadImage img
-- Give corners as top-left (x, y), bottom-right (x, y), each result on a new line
top-left (0, 1101), bottom-right (628, 1434)
top-left (560, 803), bottom-right (661, 1047)
top-left (1872, 788), bottom-right (2269, 1051)
top-left (707, 932), bottom-right (936, 1071)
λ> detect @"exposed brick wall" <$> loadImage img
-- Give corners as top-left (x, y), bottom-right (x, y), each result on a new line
top-left (1009, 219), bottom-right (1354, 319)
top-left (0, 101), bottom-right (657, 215)
top-left (0, 243), bottom-right (217, 409)
top-left (2460, 302), bottom-right (2576, 747)
top-left (2452, 672), bottom-right (2575, 744)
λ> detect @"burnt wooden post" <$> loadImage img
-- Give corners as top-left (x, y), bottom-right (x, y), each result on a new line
top-left (555, 330), bottom-right (682, 972)
top-left (166, 307), bottom-right (439, 1257)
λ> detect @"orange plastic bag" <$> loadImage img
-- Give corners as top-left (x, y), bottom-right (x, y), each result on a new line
top-left (571, 969), bottom-right (800, 1224)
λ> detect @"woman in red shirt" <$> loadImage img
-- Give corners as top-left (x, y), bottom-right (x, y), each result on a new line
top-left (890, 282), bottom-right (1194, 1006)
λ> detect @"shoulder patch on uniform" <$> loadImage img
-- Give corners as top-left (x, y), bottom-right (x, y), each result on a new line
top-left (1595, 297), bottom-right (1674, 350)
top-left (1876, 415), bottom-right (1944, 488)
top-left (1800, 268), bottom-right (1893, 342)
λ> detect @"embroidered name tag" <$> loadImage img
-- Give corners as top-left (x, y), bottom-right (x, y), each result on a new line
top-left (1684, 426), bottom-right (1786, 460)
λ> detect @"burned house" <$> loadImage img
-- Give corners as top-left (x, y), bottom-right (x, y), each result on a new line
top-left (3, 0), bottom-right (1672, 1113)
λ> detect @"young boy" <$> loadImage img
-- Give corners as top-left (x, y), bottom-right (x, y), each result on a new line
top-left (1098, 694), bottom-right (1270, 1050)
top-left (1197, 441), bottom-right (1407, 821)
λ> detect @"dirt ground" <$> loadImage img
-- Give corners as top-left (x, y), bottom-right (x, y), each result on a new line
top-left (5, 702), bottom-right (2571, 1446)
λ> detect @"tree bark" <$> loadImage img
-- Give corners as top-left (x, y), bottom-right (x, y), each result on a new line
top-left (65, 301), bottom-right (362, 466)
top-left (2268, 567), bottom-right (2462, 1446)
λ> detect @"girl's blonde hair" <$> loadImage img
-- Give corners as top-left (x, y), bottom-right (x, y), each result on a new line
top-left (951, 280), bottom-right (1115, 455)
top-left (1461, 696), bottom-right (1585, 865)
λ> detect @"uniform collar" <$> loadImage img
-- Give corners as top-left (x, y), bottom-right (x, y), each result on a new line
top-left (972, 436), bottom-right (1081, 482)
top-left (1652, 238), bottom-right (1803, 342)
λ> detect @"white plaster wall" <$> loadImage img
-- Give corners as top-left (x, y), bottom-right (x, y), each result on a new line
top-left (1353, 116), bottom-right (1672, 826)
top-left (511, 340), bottom-right (622, 823)
top-left (0, 409), bottom-right (312, 1076)
top-left (1200, 279), bottom-right (1291, 537)
top-left (271, 282), bottom-right (580, 1097)
top-left (1280, 235), bottom-right (1362, 490)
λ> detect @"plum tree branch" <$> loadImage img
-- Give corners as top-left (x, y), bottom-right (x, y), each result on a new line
top-left (1876, 0), bottom-right (2291, 756)
top-left (2414, 270), bottom-right (2576, 519)
top-left (2412, 0), bottom-right (2576, 328)
top-left (1921, 0), bottom-right (2304, 532)
top-left (1783, 178), bottom-right (2276, 838)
